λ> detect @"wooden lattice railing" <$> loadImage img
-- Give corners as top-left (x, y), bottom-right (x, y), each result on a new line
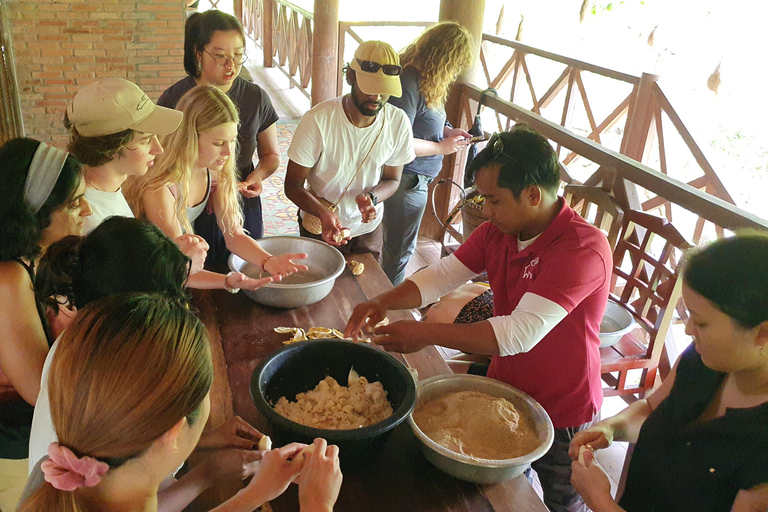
top-left (479, 34), bottom-right (734, 243)
top-left (240, 0), bottom-right (313, 99)
top-left (241, 0), bottom-right (263, 44)
top-left (452, 83), bottom-right (768, 243)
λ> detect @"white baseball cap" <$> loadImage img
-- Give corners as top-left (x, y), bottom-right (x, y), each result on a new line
top-left (67, 78), bottom-right (182, 137)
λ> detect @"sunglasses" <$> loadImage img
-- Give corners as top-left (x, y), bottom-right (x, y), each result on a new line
top-left (355, 58), bottom-right (402, 76)
top-left (487, 133), bottom-right (516, 162)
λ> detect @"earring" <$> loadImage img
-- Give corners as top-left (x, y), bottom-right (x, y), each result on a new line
top-left (761, 345), bottom-right (765, 357)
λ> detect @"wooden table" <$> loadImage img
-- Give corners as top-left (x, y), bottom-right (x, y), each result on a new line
top-left (192, 253), bottom-right (547, 512)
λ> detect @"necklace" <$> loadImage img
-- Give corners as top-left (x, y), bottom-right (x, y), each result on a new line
top-left (342, 95), bottom-right (354, 124)
top-left (85, 179), bottom-right (102, 192)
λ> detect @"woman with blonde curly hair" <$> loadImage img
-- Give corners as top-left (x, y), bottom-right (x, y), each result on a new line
top-left (382, 21), bottom-right (474, 285)
top-left (125, 85), bottom-right (307, 287)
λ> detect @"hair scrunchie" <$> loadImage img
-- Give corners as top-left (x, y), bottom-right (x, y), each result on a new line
top-left (41, 442), bottom-right (109, 491)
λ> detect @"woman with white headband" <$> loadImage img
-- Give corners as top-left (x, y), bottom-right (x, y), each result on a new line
top-left (0, 137), bottom-right (91, 511)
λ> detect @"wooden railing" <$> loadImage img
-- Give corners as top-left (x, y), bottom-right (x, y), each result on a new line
top-left (451, 83), bottom-right (768, 241)
top-left (479, 34), bottom-right (734, 242)
top-left (241, 0), bottom-right (313, 100)
top-left (241, 0), bottom-right (263, 45)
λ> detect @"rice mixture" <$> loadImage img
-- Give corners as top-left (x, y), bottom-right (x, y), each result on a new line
top-left (413, 390), bottom-right (540, 460)
top-left (274, 375), bottom-right (393, 429)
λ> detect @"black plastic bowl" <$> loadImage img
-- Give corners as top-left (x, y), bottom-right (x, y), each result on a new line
top-left (251, 339), bottom-right (417, 467)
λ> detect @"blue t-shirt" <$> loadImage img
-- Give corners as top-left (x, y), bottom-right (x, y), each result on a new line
top-left (387, 66), bottom-right (445, 178)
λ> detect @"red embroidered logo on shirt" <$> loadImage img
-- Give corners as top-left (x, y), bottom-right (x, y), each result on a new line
top-left (522, 257), bottom-right (540, 279)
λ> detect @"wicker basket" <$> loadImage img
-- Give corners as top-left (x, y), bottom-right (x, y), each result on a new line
top-left (461, 189), bottom-right (489, 239)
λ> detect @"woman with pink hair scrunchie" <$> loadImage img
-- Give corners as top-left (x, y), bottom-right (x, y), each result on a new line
top-left (41, 442), bottom-right (109, 491)
top-left (18, 294), bottom-right (342, 512)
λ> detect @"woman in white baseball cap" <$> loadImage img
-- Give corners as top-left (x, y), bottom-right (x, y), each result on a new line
top-left (66, 78), bottom-right (275, 292)
top-left (65, 78), bottom-right (182, 235)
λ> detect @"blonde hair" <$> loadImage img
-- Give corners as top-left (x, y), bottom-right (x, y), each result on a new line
top-left (125, 85), bottom-right (243, 235)
top-left (20, 293), bottom-right (212, 512)
top-left (400, 22), bottom-right (474, 109)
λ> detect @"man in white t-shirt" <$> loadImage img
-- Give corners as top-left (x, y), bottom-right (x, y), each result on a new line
top-left (285, 40), bottom-right (416, 262)
top-left (66, 78), bottom-right (207, 272)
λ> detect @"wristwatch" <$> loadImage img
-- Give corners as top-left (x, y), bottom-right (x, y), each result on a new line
top-left (367, 191), bottom-right (378, 206)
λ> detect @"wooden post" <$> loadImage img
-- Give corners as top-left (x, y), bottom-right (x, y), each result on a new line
top-left (617, 72), bottom-right (660, 212)
top-left (262, 0), bottom-right (274, 68)
top-left (311, 0), bottom-right (339, 106)
top-left (420, 0), bottom-right (486, 240)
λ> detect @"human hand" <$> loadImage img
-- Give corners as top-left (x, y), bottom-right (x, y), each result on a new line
top-left (568, 425), bottom-right (614, 460)
top-left (225, 271), bottom-right (276, 291)
top-left (355, 193), bottom-right (377, 223)
top-left (196, 416), bottom-right (264, 451)
top-left (345, 300), bottom-right (388, 342)
top-left (298, 439), bottom-right (342, 512)
top-left (369, 320), bottom-right (431, 353)
top-left (319, 211), bottom-right (347, 246)
top-left (238, 172), bottom-right (264, 198)
top-left (444, 127), bottom-right (471, 139)
top-left (174, 234), bottom-right (209, 275)
top-left (242, 442), bottom-right (308, 504)
top-left (570, 450), bottom-right (615, 510)
top-left (263, 253), bottom-right (309, 279)
top-left (438, 135), bottom-right (471, 156)
top-left (201, 448), bottom-right (263, 485)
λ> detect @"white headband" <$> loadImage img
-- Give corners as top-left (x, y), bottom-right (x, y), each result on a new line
top-left (23, 142), bottom-right (70, 214)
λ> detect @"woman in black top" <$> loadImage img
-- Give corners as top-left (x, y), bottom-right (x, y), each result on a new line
top-left (0, 137), bottom-right (90, 510)
top-left (569, 233), bottom-right (768, 511)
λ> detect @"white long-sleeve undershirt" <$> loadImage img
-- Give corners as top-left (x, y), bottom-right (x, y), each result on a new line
top-left (407, 254), bottom-right (568, 356)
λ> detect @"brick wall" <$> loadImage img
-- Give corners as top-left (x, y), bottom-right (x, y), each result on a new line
top-left (7, 0), bottom-right (187, 148)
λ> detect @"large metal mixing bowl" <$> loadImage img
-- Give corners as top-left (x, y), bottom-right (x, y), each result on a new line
top-left (228, 236), bottom-right (345, 308)
top-left (408, 374), bottom-right (554, 484)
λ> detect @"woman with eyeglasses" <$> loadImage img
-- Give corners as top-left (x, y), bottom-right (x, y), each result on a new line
top-left (158, 10), bottom-right (280, 265)
top-left (382, 21), bottom-right (474, 285)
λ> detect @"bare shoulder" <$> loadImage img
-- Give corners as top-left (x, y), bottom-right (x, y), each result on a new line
top-left (0, 260), bottom-right (32, 292)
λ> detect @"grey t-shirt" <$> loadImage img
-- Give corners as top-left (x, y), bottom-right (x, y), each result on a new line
top-left (387, 65), bottom-right (446, 178)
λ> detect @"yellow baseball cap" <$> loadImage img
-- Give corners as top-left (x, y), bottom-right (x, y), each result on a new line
top-left (349, 41), bottom-right (402, 98)
top-left (68, 78), bottom-right (183, 137)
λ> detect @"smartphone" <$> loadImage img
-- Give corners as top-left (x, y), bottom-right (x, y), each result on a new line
top-left (468, 135), bottom-right (489, 143)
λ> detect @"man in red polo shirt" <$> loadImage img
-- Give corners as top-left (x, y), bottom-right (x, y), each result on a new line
top-left (345, 124), bottom-right (612, 512)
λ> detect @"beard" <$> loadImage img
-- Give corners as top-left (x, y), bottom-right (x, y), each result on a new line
top-left (350, 93), bottom-right (384, 117)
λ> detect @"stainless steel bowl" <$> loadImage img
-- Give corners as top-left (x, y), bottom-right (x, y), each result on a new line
top-left (407, 374), bottom-right (554, 484)
top-left (228, 236), bottom-right (345, 308)
top-left (599, 298), bottom-right (636, 348)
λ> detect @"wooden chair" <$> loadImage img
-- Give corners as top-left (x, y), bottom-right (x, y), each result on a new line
top-left (600, 210), bottom-right (692, 401)
top-left (564, 184), bottom-right (624, 250)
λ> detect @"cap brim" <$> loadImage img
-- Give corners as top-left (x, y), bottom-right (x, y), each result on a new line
top-left (130, 104), bottom-right (183, 135)
top-left (355, 72), bottom-right (402, 98)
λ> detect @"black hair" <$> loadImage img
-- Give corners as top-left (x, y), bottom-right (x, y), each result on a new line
top-left (683, 232), bottom-right (768, 329)
top-left (184, 10), bottom-right (246, 78)
top-left (467, 124), bottom-right (560, 199)
top-left (0, 138), bottom-right (82, 262)
top-left (64, 113), bottom-right (135, 167)
top-left (35, 217), bottom-right (191, 312)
